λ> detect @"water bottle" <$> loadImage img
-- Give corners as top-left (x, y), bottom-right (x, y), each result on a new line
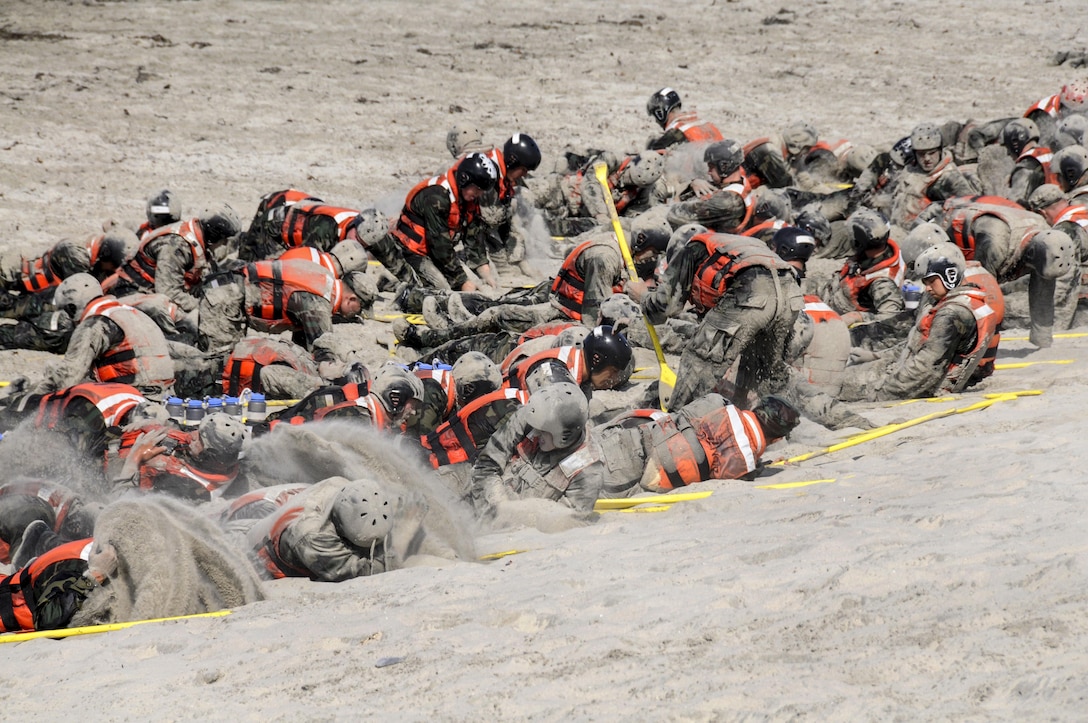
top-left (223, 395), bottom-right (243, 419)
top-left (902, 282), bottom-right (923, 311)
top-left (165, 396), bottom-right (184, 422)
top-left (184, 399), bottom-right (206, 427)
top-left (205, 397), bottom-right (224, 416)
top-left (246, 393), bottom-right (267, 424)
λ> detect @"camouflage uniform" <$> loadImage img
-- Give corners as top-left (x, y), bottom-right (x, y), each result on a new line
top-left (400, 185), bottom-right (490, 290)
top-left (110, 233), bottom-right (204, 313)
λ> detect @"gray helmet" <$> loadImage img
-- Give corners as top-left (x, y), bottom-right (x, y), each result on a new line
top-left (1058, 114), bottom-right (1088, 146)
top-left (53, 273), bottom-right (102, 319)
top-left (794, 207), bottom-right (832, 246)
top-left (647, 87), bottom-right (682, 127)
top-left (901, 222), bottom-right (951, 270)
top-left (1028, 184), bottom-right (1066, 213)
top-left (847, 208), bottom-right (891, 253)
top-left (370, 364), bottom-right (425, 417)
top-left (597, 293), bottom-right (642, 327)
top-left (523, 382), bottom-right (588, 448)
top-left (446, 123), bottom-right (484, 157)
top-left (1023, 229), bottom-right (1075, 280)
top-left (1002, 118), bottom-right (1041, 156)
top-left (329, 239), bottom-right (369, 274)
top-left (197, 413), bottom-right (246, 465)
top-left (910, 122), bottom-right (944, 153)
top-left (915, 243), bottom-right (966, 290)
top-left (781, 121), bottom-right (818, 156)
top-left (146, 189), bottom-right (182, 227)
top-left (451, 351), bottom-right (501, 404)
top-left (350, 209), bottom-right (390, 247)
top-left (330, 479), bottom-right (396, 549)
top-left (627, 152), bottom-right (665, 187)
top-left (341, 271), bottom-right (377, 312)
top-left (1052, 145), bottom-right (1088, 191)
top-left (704, 139), bottom-right (744, 177)
top-left (199, 204), bottom-right (242, 245)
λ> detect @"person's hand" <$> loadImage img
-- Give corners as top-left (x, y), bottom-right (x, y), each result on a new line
top-left (689, 178), bottom-right (716, 198)
top-left (624, 279), bottom-right (648, 302)
top-left (840, 311), bottom-right (864, 326)
top-left (459, 279), bottom-right (478, 292)
top-left (131, 428), bottom-right (169, 463)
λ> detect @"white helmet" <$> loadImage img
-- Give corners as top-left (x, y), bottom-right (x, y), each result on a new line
top-left (901, 222), bottom-right (951, 271)
top-left (446, 123), bottom-right (485, 157)
top-left (53, 273), bottom-right (103, 319)
top-left (626, 152), bottom-right (665, 187)
top-left (523, 382), bottom-right (588, 449)
top-left (330, 479), bottom-right (397, 549)
top-left (914, 242), bottom-right (966, 290)
top-left (329, 239), bottom-right (369, 275)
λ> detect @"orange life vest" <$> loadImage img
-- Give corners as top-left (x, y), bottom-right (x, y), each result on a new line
top-left (507, 346), bottom-right (586, 391)
top-left (20, 248), bottom-right (65, 294)
top-left (279, 203), bottom-right (359, 249)
top-left (710, 171), bottom-right (755, 233)
top-left (665, 111), bottom-right (724, 143)
top-left (393, 166), bottom-right (474, 256)
top-left (688, 232), bottom-right (792, 313)
top-left (221, 337), bottom-right (318, 396)
top-left (836, 240), bottom-right (907, 312)
top-left (549, 240), bottom-right (626, 321)
top-left (942, 197), bottom-right (1049, 275)
top-left (1024, 94), bottom-right (1061, 120)
top-left (517, 320), bottom-right (579, 346)
top-left (116, 219), bottom-right (207, 289)
top-left (34, 382), bottom-right (146, 431)
top-left (267, 385), bottom-right (391, 431)
top-left (648, 404), bottom-right (766, 490)
top-left (483, 148), bottom-right (518, 202)
top-left (255, 505), bottom-right (309, 579)
top-left (415, 367), bottom-right (456, 423)
top-left (963, 262), bottom-right (1006, 326)
top-left (917, 285), bottom-right (1000, 392)
top-left (222, 484), bottom-right (307, 524)
top-left (741, 218), bottom-right (787, 241)
top-left (243, 259), bottom-right (343, 324)
top-left (116, 426), bottom-right (238, 499)
top-left (79, 297), bottom-right (174, 386)
top-left (1017, 147), bottom-right (1059, 187)
top-left (278, 246), bottom-right (340, 276)
top-left (0, 538), bottom-right (93, 633)
top-left (0, 481), bottom-right (82, 564)
top-left (421, 387), bottom-right (530, 468)
top-left (807, 139), bottom-right (855, 162)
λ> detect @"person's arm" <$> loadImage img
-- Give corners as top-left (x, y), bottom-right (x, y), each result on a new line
top-left (415, 188), bottom-right (470, 289)
top-left (647, 129), bottom-right (685, 151)
top-left (578, 246), bottom-right (623, 325)
top-left (634, 243), bottom-right (703, 324)
top-left (461, 218), bottom-right (496, 287)
top-left (666, 190), bottom-right (747, 231)
top-left (469, 411), bottom-right (527, 516)
top-left (287, 293), bottom-right (333, 350)
top-left (37, 317), bottom-right (117, 392)
top-left (154, 237), bottom-right (200, 312)
top-left (292, 529), bottom-right (382, 582)
top-left (843, 277), bottom-right (905, 325)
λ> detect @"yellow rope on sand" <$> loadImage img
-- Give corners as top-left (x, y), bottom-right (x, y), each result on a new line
top-left (0, 609), bottom-right (232, 644)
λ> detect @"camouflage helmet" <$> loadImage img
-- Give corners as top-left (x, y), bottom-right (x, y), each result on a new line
top-left (446, 123), bottom-right (484, 157)
top-left (451, 351), bottom-right (501, 405)
top-left (146, 189), bottom-right (182, 227)
top-left (1027, 184), bottom-right (1066, 213)
top-left (753, 395), bottom-right (801, 441)
top-left (647, 87), bottom-right (682, 127)
top-left (627, 152), bottom-right (665, 187)
top-left (847, 208), bottom-right (891, 252)
top-left (53, 273), bottom-right (102, 319)
top-left (910, 122), bottom-right (944, 153)
top-left (197, 413), bottom-right (246, 465)
top-left (915, 243), bottom-right (966, 290)
top-left (703, 139), bottom-right (744, 177)
top-left (330, 478), bottom-right (396, 548)
top-left (329, 239), bottom-right (369, 275)
top-left (523, 382), bottom-right (588, 448)
top-left (349, 209), bottom-right (390, 247)
top-left (341, 271), bottom-right (377, 314)
top-left (781, 121), bottom-right (819, 156)
top-left (1002, 118), bottom-right (1040, 156)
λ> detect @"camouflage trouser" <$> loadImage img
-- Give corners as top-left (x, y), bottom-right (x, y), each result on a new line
top-left (426, 332), bottom-right (519, 366)
top-left (0, 312), bottom-right (72, 353)
top-left (405, 254), bottom-right (453, 291)
top-left (366, 234), bottom-right (417, 286)
top-left (198, 280), bottom-right (247, 353)
top-left (1052, 266), bottom-right (1080, 331)
top-left (671, 268), bottom-right (803, 409)
top-left (423, 302), bottom-right (562, 347)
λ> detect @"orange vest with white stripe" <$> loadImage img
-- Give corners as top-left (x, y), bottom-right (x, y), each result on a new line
top-left (942, 197), bottom-right (1049, 275)
top-left (268, 386), bottom-right (391, 431)
top-left (963, 262), bottom-right (1006, 326)
top-left (35, 382), bottom-right (146, 431)
top-left (918, 285), bottom-right (1000, 392)
top-left (483, 148), bottom-right (517, 202)
top-left (1017, 147), bottom-right (1059, 186)
top-left (648, 404), bottom-right (766, 490)
top-left (116, 426), bottom-right (238, 500)
top-left (517, 320), bottom-right (579, 346)
top-left (222, 484), bottom-right (307, 524)
top-left (0, 480), bottom-right (82, 564)
top-left (243, 259), bottom-right (343, 324)
top-left (221, 337), bottom-right (318, 396)
top-left (80, 297), bottom-right (174, 386)
top-left (507, 346), bottom-right (586, 391)
top-left (421, 387), bottom-right (530, 468)
top-left (688, 232), bottom-right (792, 313)
top-left (255, 505), bottom-right (308, 579)
top-left (1024, 94), bottom-right (1061, 120)
top-left (278, 246), bottom-right (340, 276)
top-left (116, 219), bottom-right (207, 289)
top-left (665, 111), bottom-right (724, 143)
top-left (279, 203), bottom-right (359, 249)
top-left (393, 167), bottom-right (472, 256)
top-left (0, 538), bottom-right (92, 633)
top-left (549, 240), bottom-right (626, 321)
top-left (836, 240), bottom-right (907, 312)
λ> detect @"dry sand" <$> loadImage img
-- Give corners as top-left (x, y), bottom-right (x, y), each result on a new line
top-left (2, 0), bottom-right (1087, 719)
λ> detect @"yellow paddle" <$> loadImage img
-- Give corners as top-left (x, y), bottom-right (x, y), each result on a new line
top-left (593, 162), bottom-right (677, 410)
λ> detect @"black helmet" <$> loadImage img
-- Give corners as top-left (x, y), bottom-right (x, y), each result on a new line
top-left (753, 395), bottom-right (801, 440)
top-left (647, 87), bottom-right (682, 128)
top-left (1052, 145), bottom-right (1088, 191)
top-left (146, 188), bottom-right (182, 228)
top-left (199, 205), bottom-right (242, 245)
top-left (370, 365), bottom-right (425, 418)
top-left (794, 208), bottom-right (831, 246)
top-left (704, 139), bottom-right (744, 177)
top-left (771, 227), bottom-right (817, 264)
top-left (582, 324), bottom-right (632, 375)
top-left (631, 226), bottom-right (670, 256)
top-left (848, 208), bottom-right (891, 253)
top-left (889, 135), bottom-right (915, 167)
top-left (89, 233), bottom-right (131, 273)
top-left (1002, 118), bottom-right (1040, 157)
top-left (503, 133), bottom-right (541, 173)
top-left (915, 244), bottom-right (966, 290)
top-left (454, 152), bottom-right (499, 192)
